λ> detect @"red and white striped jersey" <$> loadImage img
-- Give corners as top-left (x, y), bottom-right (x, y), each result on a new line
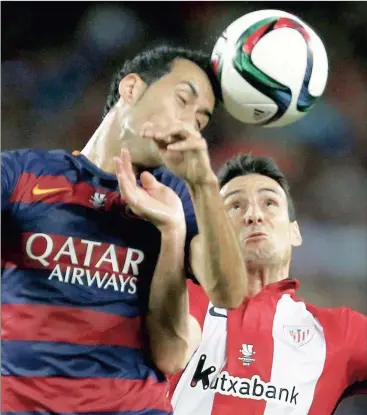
top-left (170, 279), bottom-right (367, 415)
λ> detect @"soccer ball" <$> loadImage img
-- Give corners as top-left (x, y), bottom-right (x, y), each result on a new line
top-left (211, 9), bottom-right (329, 128)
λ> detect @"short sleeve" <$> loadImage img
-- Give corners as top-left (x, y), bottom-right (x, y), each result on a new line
top-left (158, 168), bottom-right (198, 280)
top-left (343, 308), bottom-right (367, 383)
top-left (171, 175), bottom-right (198, 248)
top-left (1, 151), bottom-right (23, 211)
top-left (179, 187), bottom-right (198, 244)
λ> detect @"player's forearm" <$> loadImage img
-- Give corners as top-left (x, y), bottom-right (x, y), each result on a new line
top-left (147, 228), bottom-right (192, 375)
top-left (189, 180), bottom-right (247, 309)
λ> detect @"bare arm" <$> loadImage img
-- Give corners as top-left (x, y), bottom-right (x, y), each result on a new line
top-left (188, 179), bottom-right (247, 309)
top-left (114, 149), bottom-right (201, 374)
top-left (161, 130), bottom-right (247, 309)
top-left (135, 118), bottom-right (248, 320)
top-left (147, 227), bottom-right (201, 374)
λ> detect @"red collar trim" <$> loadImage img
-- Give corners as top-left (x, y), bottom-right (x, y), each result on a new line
top-left (249, 279), bottom-right (299, 302)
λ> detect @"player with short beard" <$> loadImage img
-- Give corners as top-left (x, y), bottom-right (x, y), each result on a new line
top-left (170, 154), bottom-right (367, 415)
top-left (1, 45), bottom-right (248, 415)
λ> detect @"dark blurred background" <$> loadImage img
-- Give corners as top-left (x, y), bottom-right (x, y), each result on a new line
top-left (2, 2), bottom-right (366, 413)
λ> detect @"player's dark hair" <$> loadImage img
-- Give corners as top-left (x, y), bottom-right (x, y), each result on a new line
top-left (103, 44), bottom-right (221, 117)
top-left (217, 154), bottom-right (296, 221)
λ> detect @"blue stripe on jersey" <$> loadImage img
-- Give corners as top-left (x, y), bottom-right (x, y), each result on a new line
top-left (2, 340), bottom-right (159, 381)
top-left (4, 149), bottom-right (188, 195)
top-left (2, 411), bottom-right (172, 415)
top-left (8, 202), bottom-right (161, 248)
top-left (1, 268), bottom-right (139, 318)
top-left (2, 149), bottom-right (118, 189)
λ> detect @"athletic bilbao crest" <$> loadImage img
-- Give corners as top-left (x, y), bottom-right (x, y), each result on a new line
top-left (284, 326), bottom-right (314, 347)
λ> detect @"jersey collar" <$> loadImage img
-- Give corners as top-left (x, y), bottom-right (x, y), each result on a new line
top-left (71, 150), bottom-right (166, 181)
top-left (249, 278), bottom-right (299, 302)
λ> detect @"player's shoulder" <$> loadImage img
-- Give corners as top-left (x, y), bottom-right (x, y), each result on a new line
top-left (152, 166), bottom-right (190, 198)
top-left (2, 148), bottom-right (77, 176)
top-left (305, 302), bottom-right (367, 332)
top-left (2, 148), bottom-right (69, 160)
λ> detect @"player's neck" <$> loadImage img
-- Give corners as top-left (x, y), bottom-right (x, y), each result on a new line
top-left (81, 105), bottom-right (138, 175)
top-left (246, 263), bottom-right (290, 297)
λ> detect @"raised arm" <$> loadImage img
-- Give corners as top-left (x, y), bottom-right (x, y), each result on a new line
top-left (115, 149), bottom-right (201, 374)
top-left (187, 178), bottom-right (246, 309)
top-left (154, 124), bottom-right (248, 309)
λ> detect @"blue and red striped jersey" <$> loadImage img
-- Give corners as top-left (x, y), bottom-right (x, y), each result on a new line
top-left (1, 148), bottom-right (198, 415)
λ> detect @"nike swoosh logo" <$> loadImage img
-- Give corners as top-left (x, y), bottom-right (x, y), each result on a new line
top-left (32, 184), bottom-right (69, 196)
top-left (209, 306), bottom-right (227, 319)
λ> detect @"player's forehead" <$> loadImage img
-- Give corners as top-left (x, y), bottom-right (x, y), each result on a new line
top-left (220, 174), bottom-right (287, 200)
top-left (166, 58), bottom-right (215, 110)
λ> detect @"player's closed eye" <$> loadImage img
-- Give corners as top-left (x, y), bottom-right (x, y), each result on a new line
top-left (176, 94), bottom-right (188, 107)
top-left (177, 94), bottom-right (202, 130)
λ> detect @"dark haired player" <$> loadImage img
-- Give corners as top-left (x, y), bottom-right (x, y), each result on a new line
top-left (170, 154), bottom-right (367, 415)
top-left (1, 45), bottom-right (247, 415)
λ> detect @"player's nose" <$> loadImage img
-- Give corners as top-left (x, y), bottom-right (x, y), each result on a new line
top-left (179, 108), bottom-right (198, 131)
top-left (244, 204), bottom-right (264, 225)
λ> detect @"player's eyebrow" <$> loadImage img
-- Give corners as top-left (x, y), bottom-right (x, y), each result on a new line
top-left (179, 81), bottom-right (213, 120)
top-left (258, 187), bottom-right (280, 196)
top-left (223, 187), bottom-right (280, 200)
top-left (223, 190), bottom-right (242, 200)
top-left (180, 81), bottom-right (199, 97)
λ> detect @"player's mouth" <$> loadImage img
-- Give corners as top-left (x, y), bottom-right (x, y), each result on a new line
top-left (245, 232), bottom-right (268, 242)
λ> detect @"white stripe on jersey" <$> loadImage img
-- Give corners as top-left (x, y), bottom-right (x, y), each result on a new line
top-left (171, 302), bottom-right (227, 415)
top-left (172, 294), bottom-right (327, 415)
top-left (263, 295), bottom-right (326, 414)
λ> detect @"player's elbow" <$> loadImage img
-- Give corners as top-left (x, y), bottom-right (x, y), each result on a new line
top-left (151, 335), bottom-right (194, 375)
top-left (153, 348), bottom-right (190, 375)
top-left (155, 357), bottom-right (188, 375)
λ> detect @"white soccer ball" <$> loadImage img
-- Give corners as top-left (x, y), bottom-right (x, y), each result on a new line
top-left (211, 9), bottom-right (329, 128)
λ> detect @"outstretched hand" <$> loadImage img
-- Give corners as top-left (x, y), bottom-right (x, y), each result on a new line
top-left (114, 149), bottom-right (186, 232)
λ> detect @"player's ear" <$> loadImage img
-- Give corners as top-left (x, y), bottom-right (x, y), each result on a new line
top-left (118, 74), bottom-right (148, 106)
top-left (290, 221), bottom-right (302, 247)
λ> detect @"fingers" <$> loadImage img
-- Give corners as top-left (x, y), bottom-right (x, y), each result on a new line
top-left (140, 122), bottom-right (167, 142)
top-left (119, 149), bottom-right (136, 182)
top-left (167, 137), bottom-right (208, 152)
top-left (114, 149), bottom-right (138, 204)
top-left (140, 171), bottom-right (160, 191)
top-left (114, 149), bottom-right (136, 185)
top-left (140, 121), bottom-right (201, 145)
top-left (115, 168), bottom-right (136, 205)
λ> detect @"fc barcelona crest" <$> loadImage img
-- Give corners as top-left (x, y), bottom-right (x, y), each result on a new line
top-left (283, 326), bottom-right (314, 347)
